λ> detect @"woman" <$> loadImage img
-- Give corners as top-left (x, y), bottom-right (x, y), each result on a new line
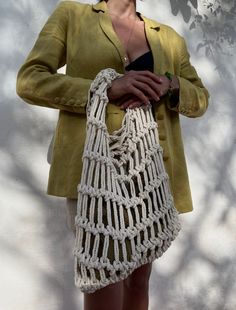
top-left (16, 0), bottom-right (209, 309)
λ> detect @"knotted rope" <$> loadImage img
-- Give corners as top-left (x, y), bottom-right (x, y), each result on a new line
top-left (73, 68), bottom-right (181, 293)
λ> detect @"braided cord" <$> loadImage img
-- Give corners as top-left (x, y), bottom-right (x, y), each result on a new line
top-left (73, 68), bottom-right (181, 293)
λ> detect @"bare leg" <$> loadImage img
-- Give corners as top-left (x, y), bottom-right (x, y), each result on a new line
top-left (84, 281), bottom-right (123, 310)
top-left (65, 198), bottom-right (123, 309)
top-left (65, 199), bottom-right (152, 309)
top-left (122, 262), bottom-right (153, 310)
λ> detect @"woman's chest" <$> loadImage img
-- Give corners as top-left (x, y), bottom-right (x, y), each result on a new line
top-left (65, 14), bottom-right (177, 79)
top-left (109, 17), bottom-right (151, 65)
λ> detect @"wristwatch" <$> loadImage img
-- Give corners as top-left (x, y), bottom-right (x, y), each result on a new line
top-left (164, 71), bottom-right (179, 108)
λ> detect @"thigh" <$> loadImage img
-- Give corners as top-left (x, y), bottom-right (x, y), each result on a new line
top-left (123, 262), bottom-right (153, 288)
top-left (84, 280), bottom-right (123, 310)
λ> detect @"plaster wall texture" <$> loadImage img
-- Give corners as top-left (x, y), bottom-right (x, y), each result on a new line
top-left (0, 0), bottom-right (235, 309)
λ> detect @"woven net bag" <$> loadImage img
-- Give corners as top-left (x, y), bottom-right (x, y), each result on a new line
top-left (73, 68), bottom-right (181, 293)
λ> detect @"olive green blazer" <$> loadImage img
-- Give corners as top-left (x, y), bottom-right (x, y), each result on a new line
top-left (16, 0), bottom-right (209, 214)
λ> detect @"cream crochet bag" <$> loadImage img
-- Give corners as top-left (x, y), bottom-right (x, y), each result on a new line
top-left (73, 68), bottom-right (181, 293)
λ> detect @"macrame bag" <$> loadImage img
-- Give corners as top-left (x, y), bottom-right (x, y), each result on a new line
top-left (73, 68), bottom-right (181, 293)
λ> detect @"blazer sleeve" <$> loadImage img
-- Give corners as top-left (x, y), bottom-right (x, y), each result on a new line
top-left (166, 37), bottom-right (210, 118)
top-left (16, 2), bottom-right (92, 114)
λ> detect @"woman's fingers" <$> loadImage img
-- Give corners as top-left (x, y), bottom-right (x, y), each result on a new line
top-left (119, 96), bottom-right (152, 110)
top-left (107, 70), bottom-right (164, 102)
top-left (132, 75), bottom-right (163, 97)
top-left (128, 70), bottom-right (163, 84)
top-left (116, 94), bottom-right (134, 105)
top-left (127, 84), bottom-right (150, 105)
top-left (132, 80), bottom-right (160, 101)
top-left (126, 71), bottom-right (163, 99)
top-left (120, 100), bottom-right (143, 110)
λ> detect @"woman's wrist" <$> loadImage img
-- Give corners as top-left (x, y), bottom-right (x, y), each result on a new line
top-left (164, 72), bottom-right (180, 108)
top-left (170, 75), bottom-right (179, 92)
top-left (165, 72), bottom-right (179, 93)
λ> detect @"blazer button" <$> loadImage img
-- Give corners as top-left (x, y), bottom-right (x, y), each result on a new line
top-left (162, 148), bottom-right (169, 161)
top-left (163, 154), bottom-right (169, 161)
top-left (159, 133), bottom-right (166, 140)
top-left (54, 97), bottom-right (60, 103)
top-left (157, 114), bottom-right (164, 120)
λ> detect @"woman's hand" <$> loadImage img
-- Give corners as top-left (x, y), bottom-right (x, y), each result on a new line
top-left (107, 70), bottom-right (172, 110)
top-left (118, 74), bottom-right (178, 110)
top-left (107, 70), bottom-right (163, 105)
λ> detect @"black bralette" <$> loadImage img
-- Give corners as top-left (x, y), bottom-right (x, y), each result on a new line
top-left (125, 50), bottom-right (154, 72)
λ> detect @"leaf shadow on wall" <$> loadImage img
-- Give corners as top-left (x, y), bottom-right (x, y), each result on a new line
top-left (0, 1), bottom-right (82, 310)
top-left (149, 0), bottom-right (236, 309)
top-left (1, 0), bottom-right (236, 310)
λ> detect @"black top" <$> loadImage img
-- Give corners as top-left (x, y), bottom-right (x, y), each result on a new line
top-left (125, 50), bottom-right (156, 117)
top-left (125, 50), bottom-right (154, 72)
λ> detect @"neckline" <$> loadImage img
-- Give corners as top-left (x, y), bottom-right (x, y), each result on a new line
top-left (125, 50), bottom-right (152, 68)
top-left (94, 1), bottom-right (162, 70)
top-left (108, 11), bottom-right (141, 22)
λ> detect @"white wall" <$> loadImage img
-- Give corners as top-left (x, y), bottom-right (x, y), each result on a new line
top-left (0, 0), bottom-right (235, 309)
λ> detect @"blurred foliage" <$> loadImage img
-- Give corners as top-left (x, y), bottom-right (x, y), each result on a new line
top-left (170, 0), bottom-right (198, 22)
top-left (169, 0), bottom-right (236, 57)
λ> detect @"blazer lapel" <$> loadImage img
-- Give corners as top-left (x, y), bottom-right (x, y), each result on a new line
top-left (138, 15), bottom-right (166, 113)
top-left (139, 14), bottom-right (163, 75)
top-left (92, 1), bottom-right (127, 70)
top-left (92, 1), bottom-right (164, 75)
